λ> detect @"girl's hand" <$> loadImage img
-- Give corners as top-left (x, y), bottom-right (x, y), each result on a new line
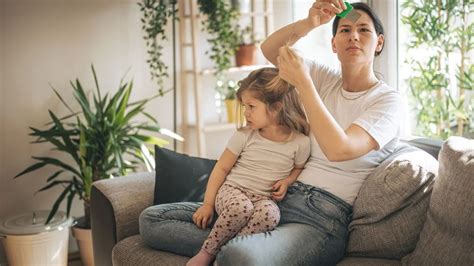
top-left (192, 204), bottom-right (214, 229)
top-left (272, 179), bottom-right (290, 201)
top-left (308, 0), bottom-right (345, 27)
top-left (277, 46), bottom-right (312, 90)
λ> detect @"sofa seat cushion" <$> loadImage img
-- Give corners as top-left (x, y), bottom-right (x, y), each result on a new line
top-left (346, 143), bottom-right (438, 259)
top-left (402, 136), bottom-right (474, 265)
top-left (112, 235), bottom-right (189, 266)
top-left (337, 257), bottom-right (401, 266)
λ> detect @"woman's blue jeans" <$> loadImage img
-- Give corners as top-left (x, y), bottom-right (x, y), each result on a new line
top-left (139, 181), bottom-right (352, 265)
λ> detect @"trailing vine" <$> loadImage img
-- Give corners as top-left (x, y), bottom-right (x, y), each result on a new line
top-left (139, 0), bottom-right (241, 94)
top-left (138, 0), bottom-right (178, 95)
top-left (197, 0), bottom-right (240, 76)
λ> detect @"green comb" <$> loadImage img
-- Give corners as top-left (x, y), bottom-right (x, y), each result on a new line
top-left (336, 2), bottom-right (361, 22)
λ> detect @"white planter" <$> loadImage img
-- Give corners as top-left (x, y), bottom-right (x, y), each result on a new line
top-left (0, 210), bottom-right (72, 266)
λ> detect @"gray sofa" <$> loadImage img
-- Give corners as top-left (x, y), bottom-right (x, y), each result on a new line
top-left (91, 137), bottom-right (474, 266)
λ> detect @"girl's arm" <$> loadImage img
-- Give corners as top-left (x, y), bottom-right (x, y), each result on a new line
top-left (261, 1), bottom-right (344, 66)
top-left (202, 148), bottom-right (238, 207)
top-left (282, 165), bottom-right (304, 186)
top-left (272, 165), bottom-right (304, 201)
top-left (193, 148), bottom-right (238, 229)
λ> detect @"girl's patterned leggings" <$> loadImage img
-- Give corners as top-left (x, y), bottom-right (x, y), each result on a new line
top-left (202, 183), bottom-right (280, 255)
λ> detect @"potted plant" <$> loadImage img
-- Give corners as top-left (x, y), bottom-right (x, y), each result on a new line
top-left (14, 65), bottom-right (179, 266)
top-left (197, 0), bottom-right (241, 75)
top-left (215, 79), bottom-right (238, 123)
top-left (235, 25), bottom-right (260, 66)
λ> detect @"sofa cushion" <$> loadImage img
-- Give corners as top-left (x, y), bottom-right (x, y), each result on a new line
top-left (112, 235), bottom-right (189, 265)
top-left (337, 257), bottom-right (401, 266)
top-left (154, 146), bottom-right (217, 205)
top-left (346, 143), bottom-right (438, 259)
top-left (402, 136), bottom-right (474, 265)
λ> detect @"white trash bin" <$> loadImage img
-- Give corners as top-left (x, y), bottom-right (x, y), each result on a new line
top-left (0, 210), bottom-right (73, 266)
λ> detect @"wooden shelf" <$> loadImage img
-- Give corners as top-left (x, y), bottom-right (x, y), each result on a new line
top-left (201, 64), bottom-right (274, 75)
top-left (189, 123), bottom-right (237, 133)
top-left (179, 0), bottom-right (274, 157)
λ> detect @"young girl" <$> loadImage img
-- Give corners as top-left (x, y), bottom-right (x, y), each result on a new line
top-left (187, 67), bottom-right (310, 266)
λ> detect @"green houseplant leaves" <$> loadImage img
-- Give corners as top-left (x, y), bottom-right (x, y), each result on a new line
top-left (401, 0), bottom-right (473, 139)
top-left (15, 65), bottom-right (175, 227)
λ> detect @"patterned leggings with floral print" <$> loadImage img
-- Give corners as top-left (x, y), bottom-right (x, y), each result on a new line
top-left (202, 183), bottom-right (280, 255)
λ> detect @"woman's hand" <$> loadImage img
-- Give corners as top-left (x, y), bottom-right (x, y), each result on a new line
top-left (192, 204), bottom-right (214, 229)
top-left (277, 46), bottom-right (312, 90)
top-left (272, 179), bottom-right (291, 201)
top-left (308, 0), bottom-right (345, 27)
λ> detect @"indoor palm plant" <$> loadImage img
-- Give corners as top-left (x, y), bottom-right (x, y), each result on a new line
top-left (15, 65), bottom-right (175, 228)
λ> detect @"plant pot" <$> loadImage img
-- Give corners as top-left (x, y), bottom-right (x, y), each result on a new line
top-left (235, 44), bottom-right (257, 66)
top-left (72, 221), bottom-right (94, 266)
top-left (0, 210), bottom-right (72, 266)
top-left (225, 99), bottom-right (237, 123)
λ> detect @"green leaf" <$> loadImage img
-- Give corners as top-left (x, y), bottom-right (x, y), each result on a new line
top-left (51, 86), bottom-right (74, 114)
top-left (37, 180), bottom-right (71, 193)
top-left (32, 156), bottom-right (81, 177)
top-left (46, 170), bottom-right (65, 182)
top-left (133, 135), bottom-right (169, 146)
top-left (45, 183), bottom-right (73, 224)
top-left (14, 161), bottom-right (48, 178)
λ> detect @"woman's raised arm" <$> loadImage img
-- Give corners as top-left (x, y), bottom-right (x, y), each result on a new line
top-left (261, 1), bottom-right (344, 66)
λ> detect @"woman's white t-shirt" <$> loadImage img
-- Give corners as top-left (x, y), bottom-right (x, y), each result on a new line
top-left (298, 61), bottom-right (403, 205)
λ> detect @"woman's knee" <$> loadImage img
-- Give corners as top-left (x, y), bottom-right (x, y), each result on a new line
top-left (139, 203), bottom-right (201, 238)
top-left (215, 243), bottom-right (260, 266)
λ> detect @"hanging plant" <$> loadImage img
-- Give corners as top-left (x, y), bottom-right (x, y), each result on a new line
top-left (197, 0), bottom-right (241, 76)
top-left (138, 0), bottom-right (178, 95)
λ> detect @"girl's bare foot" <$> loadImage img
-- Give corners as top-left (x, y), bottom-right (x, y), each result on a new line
top-left (186, 249), bottom-right (215, 266)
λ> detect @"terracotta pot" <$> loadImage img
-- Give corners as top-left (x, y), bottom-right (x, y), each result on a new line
top-left (72, 226), bottom-right (94, 266)
top-left (235, 44), bottom-right (257, 66)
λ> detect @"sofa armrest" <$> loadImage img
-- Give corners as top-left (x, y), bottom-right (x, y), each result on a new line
top-left (91, 172), bottom-right (155, 266)
top-left (405, 138), bottom-right (443, 159)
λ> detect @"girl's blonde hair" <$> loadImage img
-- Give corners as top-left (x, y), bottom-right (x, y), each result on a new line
top-left (236, 67), bottom-right (309, 135)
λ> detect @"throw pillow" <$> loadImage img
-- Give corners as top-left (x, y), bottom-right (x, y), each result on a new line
top-left (153, 145), bottom-right (217, 205)
top-left (346, 143), bottom-right (438, 259)
top-left (402, 136), bottom-right (474, 265)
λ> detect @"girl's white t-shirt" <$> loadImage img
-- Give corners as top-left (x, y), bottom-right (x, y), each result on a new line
top-left (298, 61), bottom-right (403, 205)
top-left (225, 128), bottom-right (310, 196)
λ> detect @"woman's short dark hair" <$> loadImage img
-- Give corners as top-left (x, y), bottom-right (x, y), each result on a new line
top-left (332, 2), bottom-right (385, 56)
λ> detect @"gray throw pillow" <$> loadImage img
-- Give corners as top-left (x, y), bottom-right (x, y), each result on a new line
top-left (346, 143), bottom-right (438, 259)
top-left (402, 137), bottom-right (474, 265)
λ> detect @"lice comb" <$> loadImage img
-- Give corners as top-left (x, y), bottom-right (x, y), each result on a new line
top-left (336, 2), bottom-right (361, 23)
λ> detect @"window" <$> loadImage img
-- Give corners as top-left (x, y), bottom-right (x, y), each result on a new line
top-left (398, 0), bottom-right (473, 140)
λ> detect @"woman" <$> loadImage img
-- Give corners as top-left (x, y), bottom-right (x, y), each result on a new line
top-left (140, 1), bottom-right (402, 265)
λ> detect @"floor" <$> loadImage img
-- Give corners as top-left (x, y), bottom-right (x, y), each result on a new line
top-left (68, 252), bottom-right (83, 266)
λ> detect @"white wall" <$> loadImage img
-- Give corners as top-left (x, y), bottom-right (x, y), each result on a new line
top-left (0, 0), bottom-right (5, 262)
top-left (0, 0), bottom-right (176, 262)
